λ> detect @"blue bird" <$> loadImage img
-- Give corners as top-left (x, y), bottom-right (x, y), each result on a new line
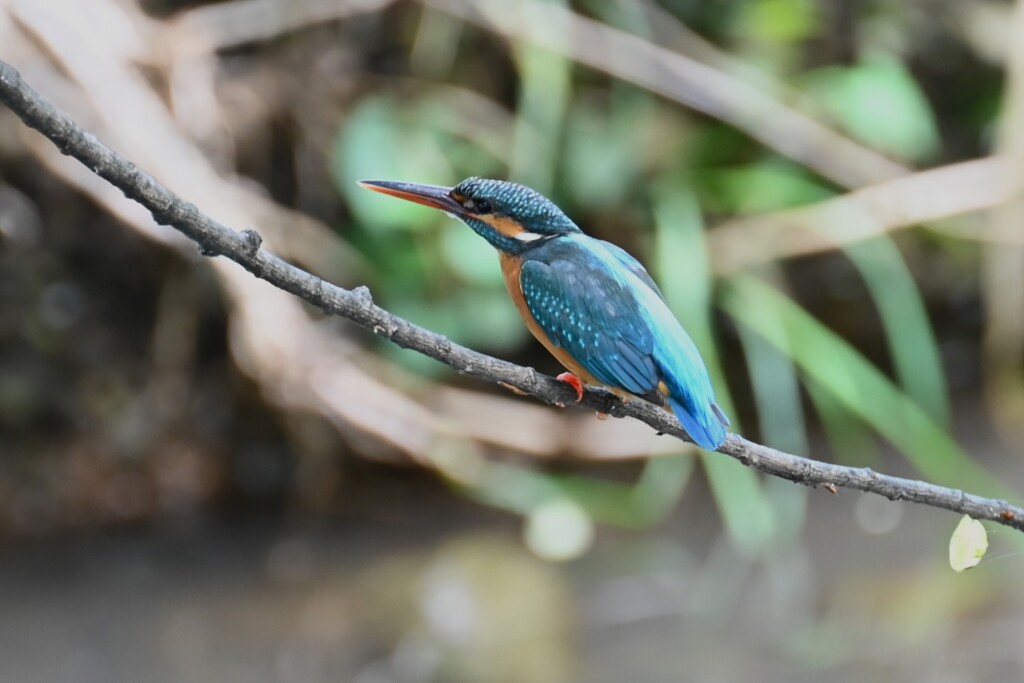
top-left (358, 177), bottom-right (731, 450)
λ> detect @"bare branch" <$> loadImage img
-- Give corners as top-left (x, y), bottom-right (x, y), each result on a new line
top-left (1, 59), bottom-right (1022, 532)
top-left (708, 156), bottom-right (1022, 274)
top-left (168, 0), bottom-right (394, 54)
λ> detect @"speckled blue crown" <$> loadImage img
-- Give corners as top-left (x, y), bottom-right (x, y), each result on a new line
top-left (453, 177), bottom-right (580, 234)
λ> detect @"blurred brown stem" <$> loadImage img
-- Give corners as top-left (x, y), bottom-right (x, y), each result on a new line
top-left (2, 59), bottom-right (1022, 533)
top-left (708, 156), bottom-right (1021, 273)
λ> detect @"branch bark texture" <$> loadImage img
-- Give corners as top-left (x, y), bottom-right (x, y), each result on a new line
top-left (2, 59), bottom-right (1022, 532)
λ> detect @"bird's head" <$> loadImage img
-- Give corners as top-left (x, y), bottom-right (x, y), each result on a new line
top-left (359, 177), bottom-right (581, 253)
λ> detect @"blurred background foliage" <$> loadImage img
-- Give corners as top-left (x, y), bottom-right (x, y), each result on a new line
top-left (1, 0), bottom-right (1024, 681)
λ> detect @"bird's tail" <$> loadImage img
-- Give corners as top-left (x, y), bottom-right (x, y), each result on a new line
top-left (646, 308), bottom-right (731, 450)
top-left (666, 396), bottom-right (729, 451)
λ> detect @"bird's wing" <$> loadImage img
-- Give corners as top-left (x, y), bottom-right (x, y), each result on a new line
top-left (520, 238), bottom-right (729, 450)
top-left (596, 240), bottom-right (666, 301)
top-left (519, 254), bottom-right (660, 397)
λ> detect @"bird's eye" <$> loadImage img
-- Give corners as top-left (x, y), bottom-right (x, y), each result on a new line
top-left (473, 199), bottom-right (493, 214)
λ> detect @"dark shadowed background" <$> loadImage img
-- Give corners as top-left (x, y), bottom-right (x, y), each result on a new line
top-left (1, 0), bottom-right (1023, 681)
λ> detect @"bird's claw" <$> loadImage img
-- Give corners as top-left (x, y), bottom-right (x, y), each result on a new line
top-left (556, 372), bottom-right (584, 403)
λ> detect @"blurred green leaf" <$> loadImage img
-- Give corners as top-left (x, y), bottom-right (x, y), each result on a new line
top-left (449, 288), bottom-right (531, 351)
top-left (562, 90), bottom-right (679, 211)
top-left (801, 55), bottom-right (940, 162)
top-left (721, 276), bottom-right (1007, 495)
top-left (348, 229), bottom-right (429, 286)
top-left (562, 104), bottom-right (640, 209)
top-left (735, 0), bottom-right (820, 42)
top-left (846, 237), bottom-right (951, 426)
top-left (685, 124), bottom-right (752, 170)
top-left (696, 158), bottom-right (834, 215)
top-left (803, 376), bottom-right (881, 465)
top-left (332, 96), bottom-right (456, 231)
top-left (734, 279), bottom-right (809, 541)
top-left (510, 1), bottom-right (571, 192)
top-left (734, 294), bottom-right (808, 454)
top-left (388, 288), bottom-right (527, 359)
top-left (439, 225), bottom-right (507, 287)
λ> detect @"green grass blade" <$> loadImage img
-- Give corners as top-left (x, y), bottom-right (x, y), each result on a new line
top-left (802, 375), bottom-right (880, 465)
top-left (721, 275), bottom-right (1008, 496)
top-left (845, 237), bottom-right (951, 426)
top-left (733, 289), bottom-right (810, 539)
top-left (509, 0), bottom-right (571, 192)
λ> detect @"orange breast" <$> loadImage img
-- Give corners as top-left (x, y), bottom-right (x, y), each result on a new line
top-left (499, 253), bottom-right (602, 387)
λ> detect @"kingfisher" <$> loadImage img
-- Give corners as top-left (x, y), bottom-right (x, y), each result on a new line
top-left (358, 177), bottom-right (731, 450)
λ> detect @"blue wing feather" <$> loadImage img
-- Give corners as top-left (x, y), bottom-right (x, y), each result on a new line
top-left (520, 258), bottom-right (657, 396)
top-left (520, 235), bottom-right (728, 449)
top-left (598, 240), bottom-right (666, 301)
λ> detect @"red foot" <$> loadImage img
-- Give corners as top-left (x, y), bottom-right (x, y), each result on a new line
top-left (556, 372), bottom-right (584, 403)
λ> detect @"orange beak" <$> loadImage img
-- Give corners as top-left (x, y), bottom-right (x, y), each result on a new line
top-left (358, 180), bottom-right (467, 216)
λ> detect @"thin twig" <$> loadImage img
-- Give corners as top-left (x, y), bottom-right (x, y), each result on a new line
top-left (1, 59), bottom-right (1022, 531)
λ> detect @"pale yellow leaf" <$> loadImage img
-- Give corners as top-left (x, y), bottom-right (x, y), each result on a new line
top-left (949, 515), bottom-right (988, 572)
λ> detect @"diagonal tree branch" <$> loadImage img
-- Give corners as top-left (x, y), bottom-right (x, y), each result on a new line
top-left (1, 58), bottom-right (1022, 532)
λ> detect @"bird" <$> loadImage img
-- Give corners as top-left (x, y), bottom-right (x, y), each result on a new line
top-left (358, 177), bottom-right (731, 450)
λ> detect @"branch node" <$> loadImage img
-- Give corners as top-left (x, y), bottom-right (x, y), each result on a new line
top-left (197, 243), bottom-right (219, 257)
top-left (353, 285), bottom-right (373, 305)
top-left (240, 228), bottom-right (263, 253)
top-left (601, 393), bottom-right (629, 418)
top-left (371, 318), bottom-right (398, 338)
